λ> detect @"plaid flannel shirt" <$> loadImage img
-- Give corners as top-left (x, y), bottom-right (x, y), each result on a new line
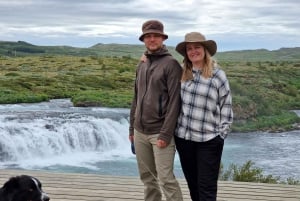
top-left (175, 67), bottom-right (233, 142)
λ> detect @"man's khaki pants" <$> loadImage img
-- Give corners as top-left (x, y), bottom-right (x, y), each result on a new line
top-left (134, 130), bottom-right (183, 201)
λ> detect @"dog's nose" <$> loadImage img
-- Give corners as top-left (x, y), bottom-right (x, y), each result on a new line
top-left (43, 195), bottom-right (50, 201)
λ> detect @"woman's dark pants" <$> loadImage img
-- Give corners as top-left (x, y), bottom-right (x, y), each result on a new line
top-left (175, 135), bottom-right (224, 201)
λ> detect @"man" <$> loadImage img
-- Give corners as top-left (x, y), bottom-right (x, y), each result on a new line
top-left (129, 20), bottom-right (183, 201)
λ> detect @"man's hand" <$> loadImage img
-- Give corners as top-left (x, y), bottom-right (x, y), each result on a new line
top-left (129, 135), bottom-right (134, 143)
top-left (157, 139), bottom-right (167, 148)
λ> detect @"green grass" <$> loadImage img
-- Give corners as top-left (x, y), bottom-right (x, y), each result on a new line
top-left (0, 55), bottom-right (299, 132)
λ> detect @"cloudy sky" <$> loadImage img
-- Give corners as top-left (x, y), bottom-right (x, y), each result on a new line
top-left (1, 0), bottom-right (299, 51)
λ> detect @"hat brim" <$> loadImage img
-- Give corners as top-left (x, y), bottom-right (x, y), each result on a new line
top-left (175, 40), bottom-right (217, 56)
top-left (139, 30), bottom-right (168, 41)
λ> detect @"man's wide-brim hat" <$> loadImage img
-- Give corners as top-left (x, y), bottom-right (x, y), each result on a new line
top-left (176, 32), bottom-right (217, 56)
top-left (139, 20), bottom-right (168, 41)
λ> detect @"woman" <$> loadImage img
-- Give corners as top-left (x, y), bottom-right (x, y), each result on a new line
top-left (174, 32), bottom-right (233, 201)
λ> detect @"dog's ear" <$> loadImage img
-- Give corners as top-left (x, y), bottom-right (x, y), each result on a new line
top-left (3, 176), bottom-right (20, 191)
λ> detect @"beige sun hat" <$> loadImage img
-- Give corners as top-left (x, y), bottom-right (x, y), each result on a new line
top-left (175, 32), bottom-right (217, 56)
top-left (139, 20), bottom-right (168, 41)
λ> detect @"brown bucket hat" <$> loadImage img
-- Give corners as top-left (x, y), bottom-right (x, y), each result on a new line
top-left (176, 32), bottom-right (217, 56)
top-left (139, 20), bottom-right (168, 41)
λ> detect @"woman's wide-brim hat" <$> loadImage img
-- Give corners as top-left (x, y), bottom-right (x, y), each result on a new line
top-left (139, 20), bottom-right (168, 41)
top-left (175, 32), bottom-right (217, 56)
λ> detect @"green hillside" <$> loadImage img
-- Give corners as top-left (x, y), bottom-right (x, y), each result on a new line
top-left (0, 41), bottom-right (299, 132)
top-left (1, 41), bottom-right (300, 61)
top-left (216, 48), bottom-right (300, 62)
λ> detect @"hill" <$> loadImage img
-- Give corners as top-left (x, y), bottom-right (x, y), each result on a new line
top-left (1, 41), bottom-right (300, 62)
top-left (0, 53), bottom-right (299, 132)
top-left (216, 48), bottom-right (300, 62)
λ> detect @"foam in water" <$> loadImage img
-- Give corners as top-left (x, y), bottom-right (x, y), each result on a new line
top-left (1, 99), bottom-right (300, 180)
top-left (0, 100), bottom-right (133, 171)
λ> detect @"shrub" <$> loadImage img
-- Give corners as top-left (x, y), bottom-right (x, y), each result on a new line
top-left (219, 160), bottom-right (300, 185)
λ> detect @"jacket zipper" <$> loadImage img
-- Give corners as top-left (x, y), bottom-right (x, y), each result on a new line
top-left (139, 60), bottom-right (151, 131)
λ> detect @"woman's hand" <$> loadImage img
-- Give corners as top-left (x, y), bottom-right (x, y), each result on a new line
top-left (140, 54), bottom-right (147, 62)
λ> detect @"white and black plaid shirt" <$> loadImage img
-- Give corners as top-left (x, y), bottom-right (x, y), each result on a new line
top-left (175, 67), bottom-right (233, 142)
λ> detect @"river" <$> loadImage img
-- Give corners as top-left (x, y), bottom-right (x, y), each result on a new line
top-left (0, 99), bottom-right (299, 181)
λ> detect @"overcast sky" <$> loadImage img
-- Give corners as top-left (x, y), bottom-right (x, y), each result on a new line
top-left (1, 0), bottom-right (299, 51)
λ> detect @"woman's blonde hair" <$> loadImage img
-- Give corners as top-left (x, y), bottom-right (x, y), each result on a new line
top-left (181, 48), bottom-right (216, 82)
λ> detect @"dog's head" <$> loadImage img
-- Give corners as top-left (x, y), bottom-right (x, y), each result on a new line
top-left (0, 175), bottom-right (50, 201)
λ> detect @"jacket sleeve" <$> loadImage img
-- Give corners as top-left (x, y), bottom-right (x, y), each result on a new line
top-left (158, 59), bottom-right (182, 143)
top-left (129, 68), bottom-right (138, 136)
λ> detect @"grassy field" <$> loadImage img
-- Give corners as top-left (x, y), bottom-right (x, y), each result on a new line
top-left (0, 53), bottom-right (299, 132)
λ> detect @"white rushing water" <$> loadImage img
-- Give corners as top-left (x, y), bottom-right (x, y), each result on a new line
top-left (0, 99), bottom-right (299, 180)
top-left (0, 99), bottom-right (136, 173)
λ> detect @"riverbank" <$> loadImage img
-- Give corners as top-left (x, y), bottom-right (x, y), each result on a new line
top-left (291, 110), bottom-right (300, 130)
top-left (1, 56), bottom-right (299, 132)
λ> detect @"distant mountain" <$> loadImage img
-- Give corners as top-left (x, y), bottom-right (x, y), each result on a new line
top-left (1, 41), bottom-right (300, 61)
top-left (215, 47), bottom-right (300, 62)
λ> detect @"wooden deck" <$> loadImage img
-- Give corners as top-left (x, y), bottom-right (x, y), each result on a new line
top-left (0, 169), bottom-right (299, 201)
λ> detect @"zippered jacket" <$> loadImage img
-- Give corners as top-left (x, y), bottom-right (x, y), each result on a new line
top-left (129, 45), bottom-right (182, 144)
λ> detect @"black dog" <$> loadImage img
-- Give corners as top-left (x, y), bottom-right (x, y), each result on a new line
top-left (0, 175), bottom-right (50, 201)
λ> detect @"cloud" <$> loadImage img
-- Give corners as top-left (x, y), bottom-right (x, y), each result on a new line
top-left (0, 0), bottom-right (299, 51)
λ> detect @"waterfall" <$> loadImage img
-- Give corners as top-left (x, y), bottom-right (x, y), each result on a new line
top-left (0, 99), bottom-right (133, 170)
top-left (1, 99), bottom-right (299, 179)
